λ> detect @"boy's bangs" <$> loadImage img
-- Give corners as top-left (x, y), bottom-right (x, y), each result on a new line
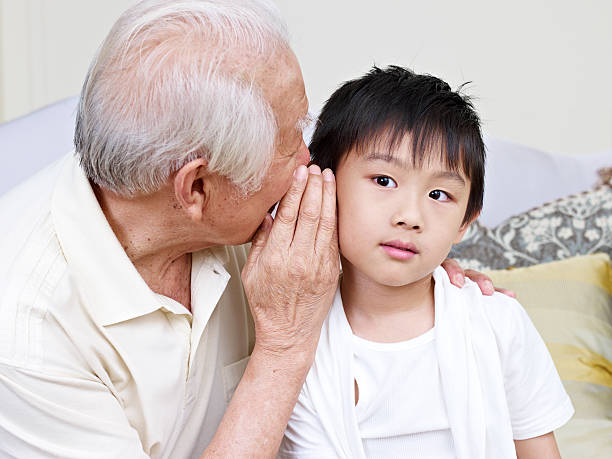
top-left (349, 121), bottom-right (470, 179)
top-left (308, 65), bottom-right (485, 225)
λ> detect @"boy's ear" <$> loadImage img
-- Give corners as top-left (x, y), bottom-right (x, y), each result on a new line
top-left (173, 158), bottom-right (211, 222)
top-left (453, 211), bottom-right (480, 244)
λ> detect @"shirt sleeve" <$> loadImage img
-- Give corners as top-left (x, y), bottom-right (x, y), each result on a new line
top-left (0, 361), bottom-right (149, 458)
top-left (486, 294), bottom-right (574, 440)
top-left (277, 383), bottom-right (339, 459)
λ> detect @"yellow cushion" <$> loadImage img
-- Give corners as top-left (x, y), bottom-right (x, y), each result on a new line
top-left (487, 253), bottom-right (612, 458)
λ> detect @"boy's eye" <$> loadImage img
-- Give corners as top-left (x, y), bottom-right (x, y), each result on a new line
top-left (373, 176), bottom-right (397, 188)
top-left (429, 189), bottom-right (450, 201)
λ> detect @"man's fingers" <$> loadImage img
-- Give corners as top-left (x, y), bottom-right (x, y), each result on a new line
top-left (441, 258), bottom-right (466, 287)
top-left (443, 261), bottom-right (514, 297)
top-left (464, 269), bottom-right (495, 295)
top-left (314, 168), bottom-right (337, 254)
top-left (243, 214), bottom-right (273, 276)
top-left (292, 165), bottom-right (324, 249)
top-left (268, 165), bottom-right (308, 248)
top-left (495, 287), bottom-right (517, 298)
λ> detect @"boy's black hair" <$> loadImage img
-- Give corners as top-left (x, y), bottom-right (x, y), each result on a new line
top-left (309, 65), bottom-right (485, 225)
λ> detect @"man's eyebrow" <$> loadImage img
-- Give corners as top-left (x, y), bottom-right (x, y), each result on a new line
top-left (365, 153), bottom-right (466, 185)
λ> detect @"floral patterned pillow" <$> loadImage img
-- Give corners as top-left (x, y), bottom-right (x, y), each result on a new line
top-left (449, 185), bottom-right (612, 271)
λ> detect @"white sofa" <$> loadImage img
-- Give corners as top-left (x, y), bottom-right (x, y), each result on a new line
top-left (0, 96), bottom-right (79, 196)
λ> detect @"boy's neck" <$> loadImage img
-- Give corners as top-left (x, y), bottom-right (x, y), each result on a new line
top-left (340, 262), bottom-right (435, 343)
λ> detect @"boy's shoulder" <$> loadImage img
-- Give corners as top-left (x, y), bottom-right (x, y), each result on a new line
top-left (471, 283), bottom-right (525, 318)
top-left (438, 272), bottom-right (547, 376)
top-left (465, 271), bottom-right (522, 305)
top-left (437, 267), bottom-right (533, 345)
top-left (461, 276), bottom-right (537, 352)
top-left (436, 266), bottom-right (524, 314)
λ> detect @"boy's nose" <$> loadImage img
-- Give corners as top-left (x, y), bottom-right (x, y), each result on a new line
top-left (394, 219), bottom-right (422, 231)
top-left (392, 206), bottom-right (423, 231)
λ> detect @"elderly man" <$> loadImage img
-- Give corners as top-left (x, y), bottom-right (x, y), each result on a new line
top-left (0, 1), bottom-right (502, 457)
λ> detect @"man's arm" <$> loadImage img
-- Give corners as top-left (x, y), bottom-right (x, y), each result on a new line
top-left (515, 432), bottom-right (562, 459)
top-left (203, 165), bottom-right (339, 458)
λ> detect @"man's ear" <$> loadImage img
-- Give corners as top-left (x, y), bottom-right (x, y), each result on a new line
top-left (173, 158), bottom-right (211, 222)
top-left (453, 211), bottom-right (480, 244)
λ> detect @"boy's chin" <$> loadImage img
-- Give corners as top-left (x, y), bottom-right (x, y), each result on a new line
top-left (362, 270), bottom-right (432, 288)
top-left (340, 256), bottom-right (436, 288)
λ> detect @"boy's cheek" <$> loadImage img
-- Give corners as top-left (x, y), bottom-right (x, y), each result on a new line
top-left (336, 220), bottom-right (351, 254)
top-left (337, 208), bottom-right (364, 240)
top-left (337, 217), bottom-right (363, 254)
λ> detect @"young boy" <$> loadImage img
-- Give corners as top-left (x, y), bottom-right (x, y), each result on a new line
top-left (278, 66), bottom-right (573, 459)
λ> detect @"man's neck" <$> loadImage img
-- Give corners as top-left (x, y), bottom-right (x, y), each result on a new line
top-left (93, 183), bottom-right (200, 311)
top-left (340, 263), bottom-right (435, 343)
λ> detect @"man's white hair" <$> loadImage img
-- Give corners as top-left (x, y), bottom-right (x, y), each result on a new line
top-left (74, 0), bottom-right (290, 196)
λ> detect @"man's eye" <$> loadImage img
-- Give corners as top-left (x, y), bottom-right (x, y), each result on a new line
top-left (373, 176), bottom-right (397, 188)
top-left (429, 189), bottom-right (450, 201)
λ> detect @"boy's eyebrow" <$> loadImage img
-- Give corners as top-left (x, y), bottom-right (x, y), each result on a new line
top-left (431, 171), bottom-right (466, 185)
top-left (364, 153), bottom-right (466, 185)
top-left (365, 152), bottom-right (409, 168)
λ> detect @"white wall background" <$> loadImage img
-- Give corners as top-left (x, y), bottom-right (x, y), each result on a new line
top-left (0, 0), bottom-right (610, 155)
top-left (0, 0), bottom-right (136, 122)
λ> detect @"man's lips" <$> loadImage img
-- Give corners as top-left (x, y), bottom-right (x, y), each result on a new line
top-left (380, 240), bottom-right (419, 260)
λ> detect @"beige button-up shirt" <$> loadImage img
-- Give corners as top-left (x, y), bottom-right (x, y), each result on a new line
top-left (0, 153), bottom-right (255, 458)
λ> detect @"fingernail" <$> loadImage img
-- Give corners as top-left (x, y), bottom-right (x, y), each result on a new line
top-left (309, 164), bottom-right (321, 175)
top-left (453, 274), bottom-right (465, 287)
top-left (322, 169), bottom-right (335, 182)
top-left (294, 165), bottom-right (307, 180)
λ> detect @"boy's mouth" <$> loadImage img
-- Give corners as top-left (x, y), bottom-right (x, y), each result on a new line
top-left (381, 240), bottom-right (419, 254)
top-left (380, 241), bottom-right (419, 260)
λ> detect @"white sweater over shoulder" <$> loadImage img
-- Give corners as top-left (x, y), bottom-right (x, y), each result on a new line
top-left (279, 267), bottom-right (574, 459)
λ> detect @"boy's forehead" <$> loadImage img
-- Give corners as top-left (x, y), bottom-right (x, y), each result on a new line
top-left (352, 134), bottom-right (465, 174)
top-left (353, 130), bottom-right (438, 162)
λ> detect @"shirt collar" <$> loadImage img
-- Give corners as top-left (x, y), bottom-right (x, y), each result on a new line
top-left (51, 153), bottom-right (230, 326)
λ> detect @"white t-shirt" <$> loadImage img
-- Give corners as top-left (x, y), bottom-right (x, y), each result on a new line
top-left (279, 268), bottom-right (574, 459)
top-left (353, 329), bottom-right (454, 459)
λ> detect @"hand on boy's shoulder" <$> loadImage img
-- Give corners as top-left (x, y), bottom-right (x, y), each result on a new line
top-left (441, 258), bottom-right (516, 298)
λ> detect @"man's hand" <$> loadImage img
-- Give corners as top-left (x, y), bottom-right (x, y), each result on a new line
top-left (241, 164), bottom-right (340, 361)
top-left (205, 165), bottom-right (339, 458)
top-left (441, 258), bottom-right (516, 297)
